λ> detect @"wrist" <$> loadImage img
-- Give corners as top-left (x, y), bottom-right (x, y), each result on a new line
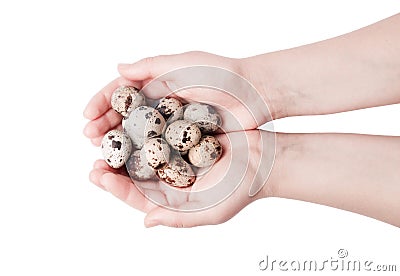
top-left (258, 132), bottom-right (302, 200)
top-left (247, 131), bottom-right (290, 200)
top-left (239, 56), bottom-right (293, 121)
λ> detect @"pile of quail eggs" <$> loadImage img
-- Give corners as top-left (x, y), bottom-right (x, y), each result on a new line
top-left (101, 86), bottom-right (223, 188)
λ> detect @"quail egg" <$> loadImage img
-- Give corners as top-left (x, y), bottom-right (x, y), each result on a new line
top-left (122, 117), bottom-right (144, 149)
top-left (142, 138), bottom-right (171, 169)
top-left (188, 135), bottom-right (222, 167)
top-left (123, 106), bottom-right (166, 143)
top-left (183, 103), bottom-right (222, 133)
top-left (156, 155), bottom-right (196, 188)
top-left (166, 106), bottom-right (184, 126)
top-left (111, 86), bottom-right (146, 117)
top-left (155, 97), bottom-right (183, 119)
top-left (126, 150), bottom-right (156, 181)
top-left (164, 120), bottom-right (201, 152)
top-left (101, 129), bottom-right (132, 169)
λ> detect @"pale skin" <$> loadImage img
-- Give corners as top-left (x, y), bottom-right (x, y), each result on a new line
top-left (84, 13), bottom-right (400, 227)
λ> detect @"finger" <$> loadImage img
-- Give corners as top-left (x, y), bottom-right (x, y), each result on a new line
top-left (83, 109), bottom-right (122, 138)
top-left (118, 52), bottom-right (215, 81)
top-left (93, 159), bottom-right (128, 177)
top-left (144, 205), bottom-right (220, 228)
top-left (118, 51), bottom-right (230, 81)
top-left (100, 172), bottom-right (155, 213)
top-left (141, 79), bottom-right (175, 99)
top-left (89, 168), bottom-right (108, 190)
top-left (83, 77), bottom-right (140, 120)
top-left (89, 124), bottom-right (123, 147)
top-left (93, 159), bottom-right (108, 169)
top-left (90, 137), bottom-right (103, 147)
top-left (118, 55), bottom-right (181, 81)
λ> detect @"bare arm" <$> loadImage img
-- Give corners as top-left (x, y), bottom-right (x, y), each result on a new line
top-left (265, 132), bottom-right (400, 227)
top-left (84, 14), bottom-right (400, 228)
top-left (243, 13), bottom-right (400, 119)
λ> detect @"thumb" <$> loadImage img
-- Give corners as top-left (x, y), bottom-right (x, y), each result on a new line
top-left (144, 205), bottom-right (219, 228)
top-left (117, 51), bottom-right (221, 81)
top-left (118, 53), bottom-right (194, 81)
top-left (118, 54), bottom-right (191, 99)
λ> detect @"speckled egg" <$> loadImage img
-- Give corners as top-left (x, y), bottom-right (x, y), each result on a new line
top-left (111, 86), bottom-right (146, 117)
top-left (166, 106), bottom-right (184, 126)
top-left (155, 97), bottom-right (183, 119)
top-left (188, 135), bottom-right (222, 167)
top-left (123, 106), bottom-right (166, 142)
top-left (101, 129), bottom-right (132, 169)
top-left (142, 138), bottom-right (170, 169)
top-left (156, 155), bottom-right (196, 188)
top-left (164, 120), bottom-right (201, 152)
top-left (126, 150), bottom-right (156, 181)
top-left (183, 103), bottom-right (222, 133)
top-left (122, 117), bottom-right (144, 149)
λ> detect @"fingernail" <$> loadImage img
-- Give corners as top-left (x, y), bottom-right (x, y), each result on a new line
top-left (83, 108), bottom-right (92, 119)
top-left (145, 219), bottom-right (160, 228)
top-left (118, 63), bottom-right (129, 70)
top-left (99, 180), bottom-right (109, 191)
top-left (100, 173), bottom-right (112, 191)
top-left (83, 124), bottom-right (91, 137)
top-left (83, 107), bottom-right (98, 120)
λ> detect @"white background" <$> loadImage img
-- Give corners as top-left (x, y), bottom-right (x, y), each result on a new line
top-left (0, 1), bottom-right (399, 275)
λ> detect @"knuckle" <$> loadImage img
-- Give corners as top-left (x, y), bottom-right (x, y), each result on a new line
top-left (142, 56), bottom-right (155, 65)
top-left (170, 216), bottom-right (186, 228)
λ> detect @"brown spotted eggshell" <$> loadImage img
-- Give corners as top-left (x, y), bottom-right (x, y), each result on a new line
top-left (142, 138), bottom-right (171, 169)
top-left (101, 129), bottom-right (132, 169)
top-left (126, 150), bottom-right (156, 181)
top-left (188, 135), bottom-right (222, 167)
top-left (155, 97), bottom-right (183, 119)
top-left (164, 120), bottom-right (201, 152)
top-left (111, 86), bottom-right (146, 117)
top-left (156, 155), bottom-right (196, 188)
top-left (123, 106), bottom-right (166, 147)
top-left (183, 103), bottom-right (222, 133)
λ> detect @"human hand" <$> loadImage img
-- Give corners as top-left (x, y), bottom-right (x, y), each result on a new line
top-left (88, 130), bottom-right (275, 227)
top-left (83, 51), bottom-right (278, 146)
top-left (85, 14), bottom-right (400, 228)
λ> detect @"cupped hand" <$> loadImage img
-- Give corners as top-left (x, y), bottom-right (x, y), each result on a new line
top-left (83, 51), bottom-right (273, 145)
top-left (89, 130), bottom-right (274, 227)
top-left (83, 52), bottom-right (277, 227)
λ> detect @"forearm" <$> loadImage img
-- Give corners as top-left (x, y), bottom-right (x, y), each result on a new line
top-left (243, 13), bottom-right (400, 119)
top-left (265, 132), bottom-right (400, 226)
